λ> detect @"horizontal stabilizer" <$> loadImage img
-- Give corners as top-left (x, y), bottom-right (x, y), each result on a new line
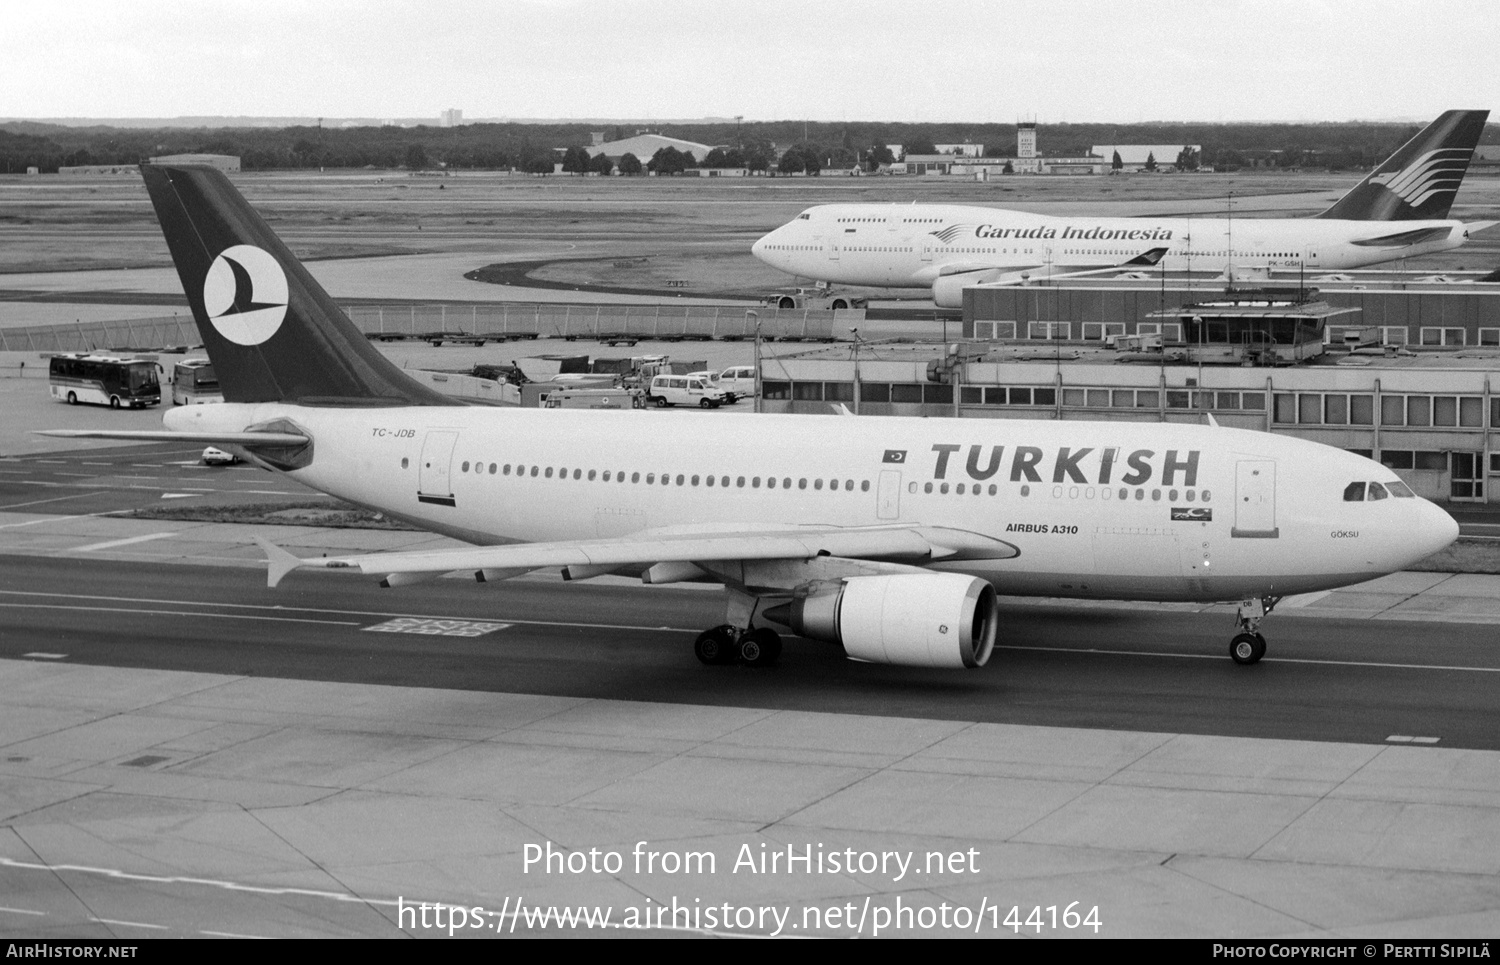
top-left (1349, 226), bottom-right (1454, 248)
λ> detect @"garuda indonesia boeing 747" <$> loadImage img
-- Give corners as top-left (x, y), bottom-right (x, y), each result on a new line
top-left (753, 110), bottom-right (1492, 307)
top-left (46, 164), bottom-right (1458, 671)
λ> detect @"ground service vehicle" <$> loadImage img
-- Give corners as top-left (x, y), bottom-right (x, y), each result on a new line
top-left (762, 288), bottom-right (868, 311)
top-left (48, 353), bottom-right (161, 408)
top-left (172, 358), bottom-right (223, 405)
top-left (647, 375), bottom-right (728, 408)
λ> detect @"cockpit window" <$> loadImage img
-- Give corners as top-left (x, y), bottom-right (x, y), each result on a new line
top-left (1368, 482), bottom-right (1389, 501)
top-left (797, 213), bottom-right (811, 220)
top-left (1386, 480), bottom-right (1416, 498)
top-left (1343, 482), bottom-right (1365, 502)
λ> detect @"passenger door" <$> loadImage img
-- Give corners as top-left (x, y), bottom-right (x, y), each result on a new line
top-left (418, 430), bottom-right (459, 507)
top-left (1232, 460), bottom-right (1278, 538)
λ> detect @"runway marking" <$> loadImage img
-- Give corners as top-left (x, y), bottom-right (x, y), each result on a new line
top-left (69, 532), bottom-right (177, 553)
top-left (161, 493), bottom-right (199, 499)
top-left (0, 603), bottom-right (360, 627)
top-left (0, 906), bottom-right (45, 916)
top-left (200, 930), bottom-right (273, 939)
top-left (1387, 735), bottom-right (1442, 744)
top-left (0, 491), bottom-right (105, 512)
top-left (365, 617), bottom-right (510, 637)
top-left (998, 644), bottom-right (1500, 673)
top-left (23, 652), bottom-right (66, 660)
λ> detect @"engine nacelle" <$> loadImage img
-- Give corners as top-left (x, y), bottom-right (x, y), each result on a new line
top-left (779, 573), bottom-right (998, 669)
top-left (931, 271), bottom-right (1005, 309)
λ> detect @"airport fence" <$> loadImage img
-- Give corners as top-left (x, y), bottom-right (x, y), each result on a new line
top-left (0, 303), bottom-right (853, 352)
top-left (0, 316), bottom-right (197, 353)
top-left (343, 303), bottom-right (848, 342)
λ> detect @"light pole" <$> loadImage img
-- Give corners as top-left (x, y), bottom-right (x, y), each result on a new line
top-left (748, 310), bottom-right (761, 413)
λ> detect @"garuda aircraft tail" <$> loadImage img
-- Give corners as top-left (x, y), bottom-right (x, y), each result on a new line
top-left (1316, 110), bottom-right (1489, 221)
top-left (140, 163), bottom-right (448, 406)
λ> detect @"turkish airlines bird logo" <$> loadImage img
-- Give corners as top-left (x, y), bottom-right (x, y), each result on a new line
top-left (202, 245), bottom-right (289, 346)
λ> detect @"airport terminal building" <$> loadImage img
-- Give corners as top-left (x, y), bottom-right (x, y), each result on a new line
top-left (759, 281), bottom-right (1500, 504)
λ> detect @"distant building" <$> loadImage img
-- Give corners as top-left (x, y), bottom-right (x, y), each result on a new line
top-left (1092, 145), bottom-right (1202, 172)
top-left (147, 153), bottom-right (241, 172)
top-left (934, 142), bottom-right (986, 157)
top-left (586, 133), bottom-right (714, 164)
top-left (440, 108), bottom-right (463, 127)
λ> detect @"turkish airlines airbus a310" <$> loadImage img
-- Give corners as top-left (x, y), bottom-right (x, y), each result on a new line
top-left (46, 164), bottom-right (1459, 671)
top-left (753, 110), bottom-right (1492, 308)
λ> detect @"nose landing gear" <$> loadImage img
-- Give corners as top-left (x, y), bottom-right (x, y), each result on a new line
top-left (1229, 595), bottom-right (1280, 664)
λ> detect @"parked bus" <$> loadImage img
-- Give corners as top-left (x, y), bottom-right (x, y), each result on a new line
top-left (172, 358), bottom-right (223, 405)
top-left (48, 353), bottom-right (161, 409)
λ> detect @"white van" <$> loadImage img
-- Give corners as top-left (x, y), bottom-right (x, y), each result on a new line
top-left (717, 366), bottom-right (757, 399)
top-left (646, 375), bottom-right (727, 409)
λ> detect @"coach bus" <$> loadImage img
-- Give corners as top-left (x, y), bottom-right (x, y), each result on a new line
top-left (171, 358), bottom-right (223, 405)
top-left (48, 353), bottom-right (161, 409)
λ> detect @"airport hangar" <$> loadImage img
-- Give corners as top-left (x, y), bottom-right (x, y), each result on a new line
top-left (756, 278), bottom-right (1500, 505)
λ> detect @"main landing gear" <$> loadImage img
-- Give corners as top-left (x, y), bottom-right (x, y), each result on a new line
top-left (1229, 595), bottom-right (1281, 665)
top-left (694, 624), bottom-right (782, 668)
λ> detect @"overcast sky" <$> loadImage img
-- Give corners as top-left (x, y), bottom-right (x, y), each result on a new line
top-left (3, 0), bottom-right (1496, 124)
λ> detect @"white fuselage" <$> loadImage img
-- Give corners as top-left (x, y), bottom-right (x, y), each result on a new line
top-left (167, 402), bottom-right (1458, 603)
top-left (752, 203), bottom-right (1468, 291)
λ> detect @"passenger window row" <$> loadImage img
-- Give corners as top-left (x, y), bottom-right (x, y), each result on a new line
top-left (456, 460), bottom-right (874, 493)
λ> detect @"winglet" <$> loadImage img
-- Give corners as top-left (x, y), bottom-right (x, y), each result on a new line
top-left (1126, 246), bottom-right (1169, 267)
top-left (255, 537), bottom-right (305, 588)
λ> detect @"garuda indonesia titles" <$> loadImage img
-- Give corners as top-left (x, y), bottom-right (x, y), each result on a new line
top-left (753, 110), bottom-right (1493, 307)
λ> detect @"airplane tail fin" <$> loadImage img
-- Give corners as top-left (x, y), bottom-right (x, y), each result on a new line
top-left (140, 163), bottom-right (449, 406)
top-left (1316, 110), bottom-right (1489, 221)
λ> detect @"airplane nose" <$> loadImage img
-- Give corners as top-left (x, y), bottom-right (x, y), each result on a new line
top-left (1413, 499), bottom-right (1461, 561)
top-left (751, 235), bottom-right (769, 260)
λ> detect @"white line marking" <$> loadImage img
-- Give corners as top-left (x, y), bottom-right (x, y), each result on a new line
top-left (0, 906), bottom-right (46, 916)
top-left (91, 918), bottom-right (168, 930)
top-left (22, 652), bottom-right (66, 659)
top-left (998, 644), bottom-right (1500, 673)
top-left (200, 930), bottom-right (273, 939)
top-left (0, 856), bottom-right (402, 907)
top-left (69, 532), bottom-right (177, 553)
top-left (0, 492), bottom-right (105, 512)
top-left (0, 590), bottom-right (700, 634)
top-left (0, 603), bottom-right (360, 626)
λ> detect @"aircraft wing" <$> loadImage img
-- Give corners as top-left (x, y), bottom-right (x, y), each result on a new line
top-left (258, 524), bottom-right (1019, 588)
top-left (34, 429), bottom-right (310, 446)
top-left (966, 247), bottom-right (1171, 287)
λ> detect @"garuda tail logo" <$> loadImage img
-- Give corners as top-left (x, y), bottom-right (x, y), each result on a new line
top-left (929, 224), bottom-right (974, 245)
top-left (1368, 148), bottom-right (1473, 211)
top-left (202, 245), bottom-right (289, 346)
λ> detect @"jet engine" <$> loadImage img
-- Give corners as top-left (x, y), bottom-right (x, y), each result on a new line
top-left (769, 573), bottom-right (998, 669)
top-left (931, 270), bottom-right (1006, 309)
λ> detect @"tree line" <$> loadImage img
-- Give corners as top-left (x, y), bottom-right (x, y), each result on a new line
top-left (0, 117), bottom-right (1488, 174)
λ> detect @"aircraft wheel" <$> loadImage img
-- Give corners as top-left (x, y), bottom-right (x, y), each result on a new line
top-left (694, 627), bottom-right (737, 665)
top-left (66, 391), bottom-right (77, 405)
top-left (738, 628), bottom-right (782, 667)
top-left (778, 297), bottom-right (795, 309)
top-left (831, 299), bottom-right (849, 310)
top-left (1230, 632), bottom-right (1266, 665)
